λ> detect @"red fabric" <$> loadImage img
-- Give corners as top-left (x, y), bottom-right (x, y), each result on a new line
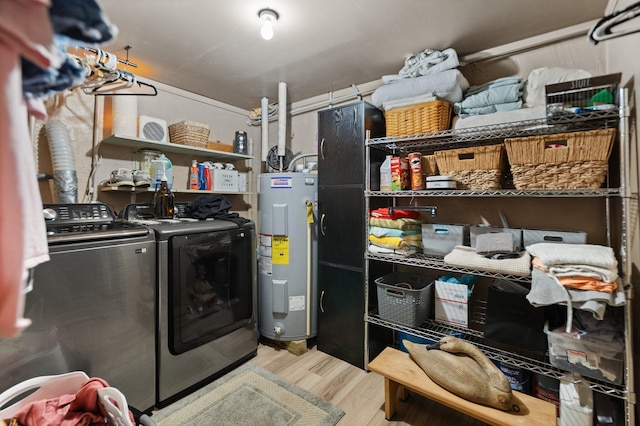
top-left (370, 207), bottom-right (420, 220)
top-left (11, 377), bottom-right (135, 426)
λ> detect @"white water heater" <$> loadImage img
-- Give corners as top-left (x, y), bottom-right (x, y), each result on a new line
top-left (258, 172), bottom-right (317, 341)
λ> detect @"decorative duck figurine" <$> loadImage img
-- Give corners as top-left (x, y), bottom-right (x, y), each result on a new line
top-left (404, 336), bottom-right (515, 412)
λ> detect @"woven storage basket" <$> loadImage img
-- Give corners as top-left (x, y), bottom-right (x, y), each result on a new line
top-left (504, 128), bottom-right (616, 190)
top-left (385, 100), bottom-right (452, 137)
top-left (434, 144), bottom-right (505, 190)
top-left (168, 120), bottom-right (210, 148)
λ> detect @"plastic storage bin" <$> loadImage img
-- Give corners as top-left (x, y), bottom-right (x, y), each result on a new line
top-left (422, 223), bottom-right (469, 256)
top-left (523, 228), bottom-right (587, 247)
top-left (376, 272), bottom-right (435, 327)
top-left (546, 326), bottom-right (624, 385)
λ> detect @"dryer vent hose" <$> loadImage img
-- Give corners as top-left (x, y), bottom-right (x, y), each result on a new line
top-left (45, 121), bottom-right (78, 203)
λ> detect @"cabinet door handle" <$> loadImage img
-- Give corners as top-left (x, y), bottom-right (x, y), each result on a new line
top-left (320, 290), bottom-right (325, 313)
top-left (320, 213), bottom-right (326, 236)
top-left (320, 138), bottom-right (326, 160)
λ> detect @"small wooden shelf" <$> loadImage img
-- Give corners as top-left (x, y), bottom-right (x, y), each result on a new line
top-left (99, 185), bottom-right (252, 195)
top-left (101, 134), bottom-right (253, 161)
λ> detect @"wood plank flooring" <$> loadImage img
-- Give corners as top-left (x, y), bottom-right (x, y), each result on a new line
top-left (253, 341), bottom-right (488, 425)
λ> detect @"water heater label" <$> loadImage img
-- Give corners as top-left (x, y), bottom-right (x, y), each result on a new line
top-left (289, 295), bottom-right (305, 311)
top-left (270, 176), bottom-right (292, 188)
top-left (272, 236), bottom-right (289, 264)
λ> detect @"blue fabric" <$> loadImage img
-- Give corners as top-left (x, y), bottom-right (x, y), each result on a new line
top-left (49, 0), bottom-right (117, 43)
top-left (21, 0), bottom-right (115, 98)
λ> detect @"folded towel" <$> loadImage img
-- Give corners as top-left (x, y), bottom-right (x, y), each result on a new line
top-left (443, 245), bottom-right (532, 276)
top-left (369, 234), bottom-right (422, 249)
top-left (369, 226), bottom-right (420, 238)
top-left (368, 243), bottom-right (419, 257)
top-left (370, 207), bottom-right (421, 220)
top-left (369, 217), bottom-right (422, 231)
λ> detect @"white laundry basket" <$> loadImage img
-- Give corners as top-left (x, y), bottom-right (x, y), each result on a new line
top-left (0, 371), bottom-right (155, 426)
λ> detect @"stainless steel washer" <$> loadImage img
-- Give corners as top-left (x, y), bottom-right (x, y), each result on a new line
top-left (0, 203), bottom-right (156, 412)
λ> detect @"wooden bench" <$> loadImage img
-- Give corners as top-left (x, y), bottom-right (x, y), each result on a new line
top-left (368, 347), bottom-right (556, 426)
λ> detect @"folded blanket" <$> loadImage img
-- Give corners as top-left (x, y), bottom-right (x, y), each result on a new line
top-left (532, 258), bottom-right (617, 292)
top-left (527, 267), bottom-right (626, 320)
top-left (456, 101), bottom-right (523, 118)
top-left (372, 69), bottom-right (469, 107)
top-left (369, 226), bottom-right (420, 237)
top-left (454, 82), bottom-right (523, 112)
top-left (526, 243), bottom-right (618, 283)
top-left (464, 76), bottom-right (523, 96)
top-left (398, 48), bottom-right (460, 79)
top-left (443, 245), bottom-right (532, 276)
top-left (368, 243), bottom-right (419, 257)
top-left (369, 217), bottom-right (422, 230)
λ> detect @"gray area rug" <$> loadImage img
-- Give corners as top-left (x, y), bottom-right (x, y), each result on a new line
top-left (151, 363), bottom-right (344, 425)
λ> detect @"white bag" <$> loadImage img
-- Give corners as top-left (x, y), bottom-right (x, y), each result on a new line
top-left (0, 371), bottom-right (133, 426)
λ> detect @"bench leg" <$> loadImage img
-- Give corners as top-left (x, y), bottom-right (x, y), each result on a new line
top-left (384, 378), bottom-right (400, 420)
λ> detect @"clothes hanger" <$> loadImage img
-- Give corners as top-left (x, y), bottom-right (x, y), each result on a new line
top-left (589, 1), bottom-right (640, 44)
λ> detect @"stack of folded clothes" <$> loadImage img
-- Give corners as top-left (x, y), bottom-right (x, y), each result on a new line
top-left (453, 76), bottom-right (524, 118)
top-left (368, 208), bottom-right (423, 256)
top-left (525, 243), bottom-right (626, 330)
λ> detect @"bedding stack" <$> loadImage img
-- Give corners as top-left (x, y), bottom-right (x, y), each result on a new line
top-left (371, 48), bottom-right (469, 137)
top-left (368, 208), bottom-right (423, 257)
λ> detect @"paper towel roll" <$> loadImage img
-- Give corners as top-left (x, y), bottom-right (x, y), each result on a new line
top-left (112, 96), bottom-right (138, 137)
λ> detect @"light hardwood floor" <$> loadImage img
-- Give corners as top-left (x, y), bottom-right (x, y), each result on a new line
top-left (252, 341), bottom-right (488, 426)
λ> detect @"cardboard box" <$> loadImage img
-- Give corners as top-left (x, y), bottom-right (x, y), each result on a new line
top-left (211, 169), bottom-right (238, 191)
top-left (434, 280), bottom-right (469, 327)
top-left (390, 156), bottom-right (409, 190)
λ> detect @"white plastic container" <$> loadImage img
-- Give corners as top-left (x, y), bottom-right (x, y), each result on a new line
top-left (151, 154), bottom-right (173, 189)
top-left (380, 155), bottom-right (392, 191)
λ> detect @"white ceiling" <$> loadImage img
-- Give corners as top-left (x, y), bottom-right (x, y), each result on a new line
top-left (98, 0), bottom-right (609, 111)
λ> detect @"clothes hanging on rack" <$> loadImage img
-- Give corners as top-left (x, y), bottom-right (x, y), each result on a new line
top-left (0, 0), bottom-right (115, 339)
top-left (589, 1), bottom-right (640, 44)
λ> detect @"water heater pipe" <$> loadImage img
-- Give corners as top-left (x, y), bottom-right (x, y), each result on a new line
top-left (305, 200), bottom-right (312, 337)
top-left (261, 96), bottom-right (269, 164)
top-left (278, 82), bottom-right (287, 157)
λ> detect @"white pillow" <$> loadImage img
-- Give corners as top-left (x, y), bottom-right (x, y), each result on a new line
top-left (524, 66), bottom-right (592, 107)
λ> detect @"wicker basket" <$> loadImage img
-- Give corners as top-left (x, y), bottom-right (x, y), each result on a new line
top-left (385, 100), bottom-right (452, 137)
top-left (504, 128), bottom-right (616, 190)
top-left (434, 144), bottom-right (505, 190)
top-left (168, 120), bottom-right (210, 148)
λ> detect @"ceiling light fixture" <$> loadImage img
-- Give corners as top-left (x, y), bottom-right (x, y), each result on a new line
top-left (258, 8), bottom-right (279, 40)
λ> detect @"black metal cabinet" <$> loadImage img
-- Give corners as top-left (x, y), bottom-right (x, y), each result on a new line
top-left (316, 101), bottom-right (390, 368)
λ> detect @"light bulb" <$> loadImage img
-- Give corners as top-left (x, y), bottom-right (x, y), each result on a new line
top-left (258, 8), bottom-right (278, 41)
top-left (261, 22), bottom-right (274, 40)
